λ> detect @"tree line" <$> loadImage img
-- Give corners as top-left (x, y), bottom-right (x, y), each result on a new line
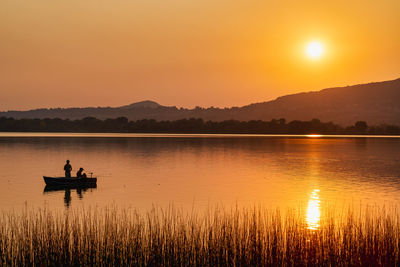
top-left (0, 117), bottom-right (399, 135)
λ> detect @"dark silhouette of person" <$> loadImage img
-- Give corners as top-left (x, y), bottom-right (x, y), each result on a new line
top-left (64, 160), bottom-right (72, 178)
top-left (76, 167), bottom-right (87, 178)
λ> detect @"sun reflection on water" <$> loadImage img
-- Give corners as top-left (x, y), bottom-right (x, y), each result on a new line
top-left (306, 134), bottom-right (323, 138)
top-left (306, 189), bottom-right (321, 230)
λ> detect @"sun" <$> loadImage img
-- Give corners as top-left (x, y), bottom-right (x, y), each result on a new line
top-left (306, 41), bottom-right (324, 60)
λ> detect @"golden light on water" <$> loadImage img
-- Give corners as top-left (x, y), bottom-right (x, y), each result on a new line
top-left (306, 134), bottom-right (323, 138)
top-left (306, 189), bottom-right (321, 230)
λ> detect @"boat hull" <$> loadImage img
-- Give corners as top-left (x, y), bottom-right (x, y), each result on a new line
top-left (44, 184), bottom-right (97, 192)
top-left (43, 176), bottom-right (97, 186)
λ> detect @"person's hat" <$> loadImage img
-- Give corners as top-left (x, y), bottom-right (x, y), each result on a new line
top-left (66, 160), bottom-right (70, 163)
top-left (79, 167), bottom-right (84, 170)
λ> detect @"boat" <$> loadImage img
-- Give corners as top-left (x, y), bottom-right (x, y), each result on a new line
top-left (43, 183), bottom-right (97, 193)
top-left (43, 176), bottom-right (97, 186)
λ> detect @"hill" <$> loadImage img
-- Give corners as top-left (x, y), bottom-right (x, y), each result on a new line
top-left (238, 78), bottom-right (400, 125)
top-left (1, 78), bottom-right (399, 125)
top-left (119, 100), bottom-right (161, 109)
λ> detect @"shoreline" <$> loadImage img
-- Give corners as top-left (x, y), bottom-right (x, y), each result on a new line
top-left (1, 132), bottom-right (400, 138)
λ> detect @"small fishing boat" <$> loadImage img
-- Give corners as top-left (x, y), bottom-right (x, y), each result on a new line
top-left (43, 176), bottom-right (97, 186)
top-left (43, 184), bottom-right (97, 192)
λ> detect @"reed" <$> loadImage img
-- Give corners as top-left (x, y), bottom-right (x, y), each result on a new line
top-left (0, 205), bottom-right (399, 266)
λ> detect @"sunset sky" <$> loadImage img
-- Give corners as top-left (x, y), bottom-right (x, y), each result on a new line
top-left (1, 0), bottom-right (399, 111)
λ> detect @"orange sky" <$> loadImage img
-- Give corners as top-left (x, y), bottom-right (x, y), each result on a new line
top-left (0, 0), bottom-right (399, 111)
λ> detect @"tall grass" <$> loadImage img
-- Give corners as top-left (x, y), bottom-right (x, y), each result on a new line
top-left (1, 205), bottom-right (399, 266)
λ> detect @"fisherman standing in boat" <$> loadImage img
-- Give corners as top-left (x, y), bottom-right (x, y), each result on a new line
top-left (64, 160), bottom-right (72, 178)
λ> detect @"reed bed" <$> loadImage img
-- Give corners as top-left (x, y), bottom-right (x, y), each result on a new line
top-left (0, 205), bottom-right (399, 266)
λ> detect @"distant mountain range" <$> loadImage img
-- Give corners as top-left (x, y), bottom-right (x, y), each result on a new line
top-left (1, 78), bottom-right (400, 125)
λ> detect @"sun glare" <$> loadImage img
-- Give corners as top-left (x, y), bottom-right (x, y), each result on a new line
top-left (306, 189), bottom-right (321, 230)
top-left (306, 134), bottom-right (323, 138)
top-left (306, 41), bottom-right (324, 60)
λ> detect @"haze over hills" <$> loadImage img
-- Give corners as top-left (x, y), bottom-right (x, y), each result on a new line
top-left (1, 78), bottom-right (400, 126)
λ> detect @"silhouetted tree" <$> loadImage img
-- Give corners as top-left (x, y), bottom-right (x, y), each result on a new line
top-left (355, 121), bottom-right (368, 133)
top-left (0, 117), bottom-right (399, 135)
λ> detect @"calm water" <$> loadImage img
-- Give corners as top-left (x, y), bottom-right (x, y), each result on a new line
top-left (1, 133), bottom-right (400, 223)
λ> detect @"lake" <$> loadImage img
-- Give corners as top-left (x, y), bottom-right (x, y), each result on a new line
top-left (1, 133), bottom-right (400, 220)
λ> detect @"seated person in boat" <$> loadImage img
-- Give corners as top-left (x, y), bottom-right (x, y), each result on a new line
top-left (64, 160), bottom-right (72, 178)
top-left (76, 167), bottom-right (87, 178)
